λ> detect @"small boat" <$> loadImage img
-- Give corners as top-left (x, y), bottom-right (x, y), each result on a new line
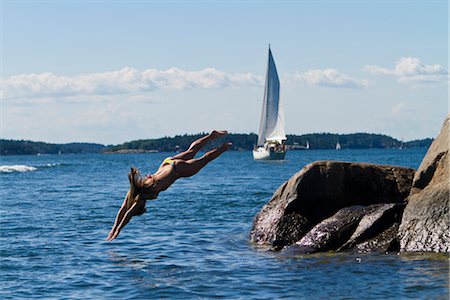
top-left (336, 142), bottom-right (342, 150)
top-left (253, 46), bottom-right (287, 160)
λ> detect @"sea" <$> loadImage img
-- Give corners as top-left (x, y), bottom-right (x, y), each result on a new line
top-left (0, 148), bottom-right (448, 299)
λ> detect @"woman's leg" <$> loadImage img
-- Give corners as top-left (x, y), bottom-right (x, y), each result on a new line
top-left (171, 130), bottom-right (227, 161)
top-left (175, 142), bottom-right (230, 177)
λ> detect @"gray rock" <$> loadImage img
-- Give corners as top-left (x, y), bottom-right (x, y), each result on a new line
top-left (339, 203), bottom-right (405, 251)
top-left (354, 223), bottom-right (400, 253)
top-left (284, 204), bottom-right (405, 254)
top-left (250, 161), bottom-right (415, 249)
top-left (399, 115), bottom-right (450, 252)
top-left (287, 206), bottom-right (368, 254)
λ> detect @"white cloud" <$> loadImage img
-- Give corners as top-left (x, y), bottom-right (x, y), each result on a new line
top-left (1, 67), bottom-right (263, 99)
top-left (2, 65), bottom-right (374, 101)
top-left (389, 101), bottom-right (415, 119)
top-left (293, 69), bottom-right (369, 89)
top-left (364, 57), bottom-right (448, 85)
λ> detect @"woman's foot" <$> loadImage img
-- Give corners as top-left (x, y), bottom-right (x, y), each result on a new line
top-left (210, 130), bottom-right (228, 139)
top-left (218, 142), bottom-right (232, 152)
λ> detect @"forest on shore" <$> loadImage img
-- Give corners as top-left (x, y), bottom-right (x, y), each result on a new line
top-left (0, 133), bottom-right (433, 155)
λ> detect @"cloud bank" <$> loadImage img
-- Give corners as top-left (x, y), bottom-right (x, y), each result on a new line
top-left (364, 57), bottom-right (448, 85)
top-left (2, 66), bottom-right (370, 100)
top-left (3, 57), bottom-right (444, 100)
top-left (293, 69), bottom-right (369, 89)
top-left (2, 67), bottom-right (263, 99)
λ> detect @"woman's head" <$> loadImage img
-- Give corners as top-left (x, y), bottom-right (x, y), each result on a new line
top-left (125, 167), bottom-right (158, 215)
top-left (124, 193), bottom-right (147, 216)
top-left (132, 197), bottom-right (147, 216)
top-left (134, 207), bottom-right (147, 216)
top-left (128, 167), bottom-right (159, 201)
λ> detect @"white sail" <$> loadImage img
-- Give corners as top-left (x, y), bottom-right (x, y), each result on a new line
top-left (257, 48), bottom-right (286, 146)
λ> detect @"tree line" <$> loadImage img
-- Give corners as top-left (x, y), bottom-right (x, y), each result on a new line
top-left (0, 140), bottom-right (105, 155)
top-left (0, 133), bottom-right (432, 155)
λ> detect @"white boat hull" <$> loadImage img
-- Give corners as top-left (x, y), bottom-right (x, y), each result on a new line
top-left (253, 145), bottom-right (286, 160)
top-left (253, 147), bottom-right (271, 160)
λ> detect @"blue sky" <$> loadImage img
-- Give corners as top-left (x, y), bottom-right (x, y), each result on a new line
top-left (1, 0), bottom-right (448, 144)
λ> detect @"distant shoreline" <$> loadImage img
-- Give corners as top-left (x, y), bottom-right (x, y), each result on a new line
top-left (0, 133), bottom-right (433, 155)
top-left (103, 149), bottom-right (159, 154)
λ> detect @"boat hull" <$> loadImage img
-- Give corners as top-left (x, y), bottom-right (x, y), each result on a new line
top-left (253, 146), bottom-right (286, 160)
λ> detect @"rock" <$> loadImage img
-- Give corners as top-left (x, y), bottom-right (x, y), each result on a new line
top-left (250, 161), bottom-right (415, 249)
top-left (287, 206), bottom-right (368, 254)
top-left (399, 115), bottom-right (450, 252)
top-left (284, 204), bottom-right (405, 254)
top-left (354, 223), bottom-right (400, 253)
top-left (339, 203), bottom-right (405, 253)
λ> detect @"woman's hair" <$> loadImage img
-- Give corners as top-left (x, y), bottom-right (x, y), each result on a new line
top-left (133, 205), bottom-right (147, 216)
top-left (125, 167), bottom-right (158, 213)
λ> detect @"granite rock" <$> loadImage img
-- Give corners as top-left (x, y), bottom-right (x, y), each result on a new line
top-left (399, 115), bottom-right (450, 252)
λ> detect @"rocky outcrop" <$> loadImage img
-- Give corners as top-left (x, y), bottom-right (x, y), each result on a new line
top-left (250, 161), bottom-right (415, 250)
top-left (399, 116), bottom-right (450, 252)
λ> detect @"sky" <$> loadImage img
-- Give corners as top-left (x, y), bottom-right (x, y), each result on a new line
top-left (1, 0), bottom-right (448, 145)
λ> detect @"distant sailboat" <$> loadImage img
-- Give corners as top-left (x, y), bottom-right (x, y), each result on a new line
top-left (253, 46), bottom-right (287, 160)
top-left (306, 141), bottom-right (310, 150)
top-left (335, 142), bottom-right (342, 150)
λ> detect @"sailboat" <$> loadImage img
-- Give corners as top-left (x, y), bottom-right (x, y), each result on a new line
top-left (253, 46), bottom-right (287, 160)
top-left (335, 142), bottom-right (342, 150)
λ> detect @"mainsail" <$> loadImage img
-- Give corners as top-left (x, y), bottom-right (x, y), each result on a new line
top-left (257, 48), bottom-right (286, 146)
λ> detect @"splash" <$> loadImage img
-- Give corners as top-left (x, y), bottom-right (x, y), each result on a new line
top-left (0, 165), bottom-right (38, 173)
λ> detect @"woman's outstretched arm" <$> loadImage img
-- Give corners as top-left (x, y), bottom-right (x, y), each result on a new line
top-left (106, 192), bottom-right (129, 240)
top-left (106, 201), bottom-right (140, 241)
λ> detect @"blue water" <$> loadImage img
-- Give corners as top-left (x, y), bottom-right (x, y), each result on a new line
top-left (1, 149), bottom-right (448, 299)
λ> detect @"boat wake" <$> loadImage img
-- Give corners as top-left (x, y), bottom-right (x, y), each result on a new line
top-left (0, 163), bottom-right (61, 173)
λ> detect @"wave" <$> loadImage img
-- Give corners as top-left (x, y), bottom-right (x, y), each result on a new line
top-left (0, 163), bottom-right (62, 173)
top-left (39, 163), bottom-right (62, 169)
top-left (0, 165), bottom-right (38, 173)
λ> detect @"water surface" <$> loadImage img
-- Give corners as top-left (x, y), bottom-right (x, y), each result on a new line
top-left (1, 149), bottom-right (448, 299)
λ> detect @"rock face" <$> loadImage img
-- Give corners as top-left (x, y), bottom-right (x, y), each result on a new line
top-left (250, 161), bottom-right (415, 251)
top-left (399, 116), bottom-right (450, 252)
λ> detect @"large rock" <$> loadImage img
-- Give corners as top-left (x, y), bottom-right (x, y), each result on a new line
top-left (399, 115), bottom-right (450, 252)
top-left (250, 161), bottom-right (415, 249)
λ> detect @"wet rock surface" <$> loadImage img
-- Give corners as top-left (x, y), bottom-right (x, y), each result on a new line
top-left (287, 205), bottom-right (369, 254)
top-left (283, 203), bottom-right (405, 254)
